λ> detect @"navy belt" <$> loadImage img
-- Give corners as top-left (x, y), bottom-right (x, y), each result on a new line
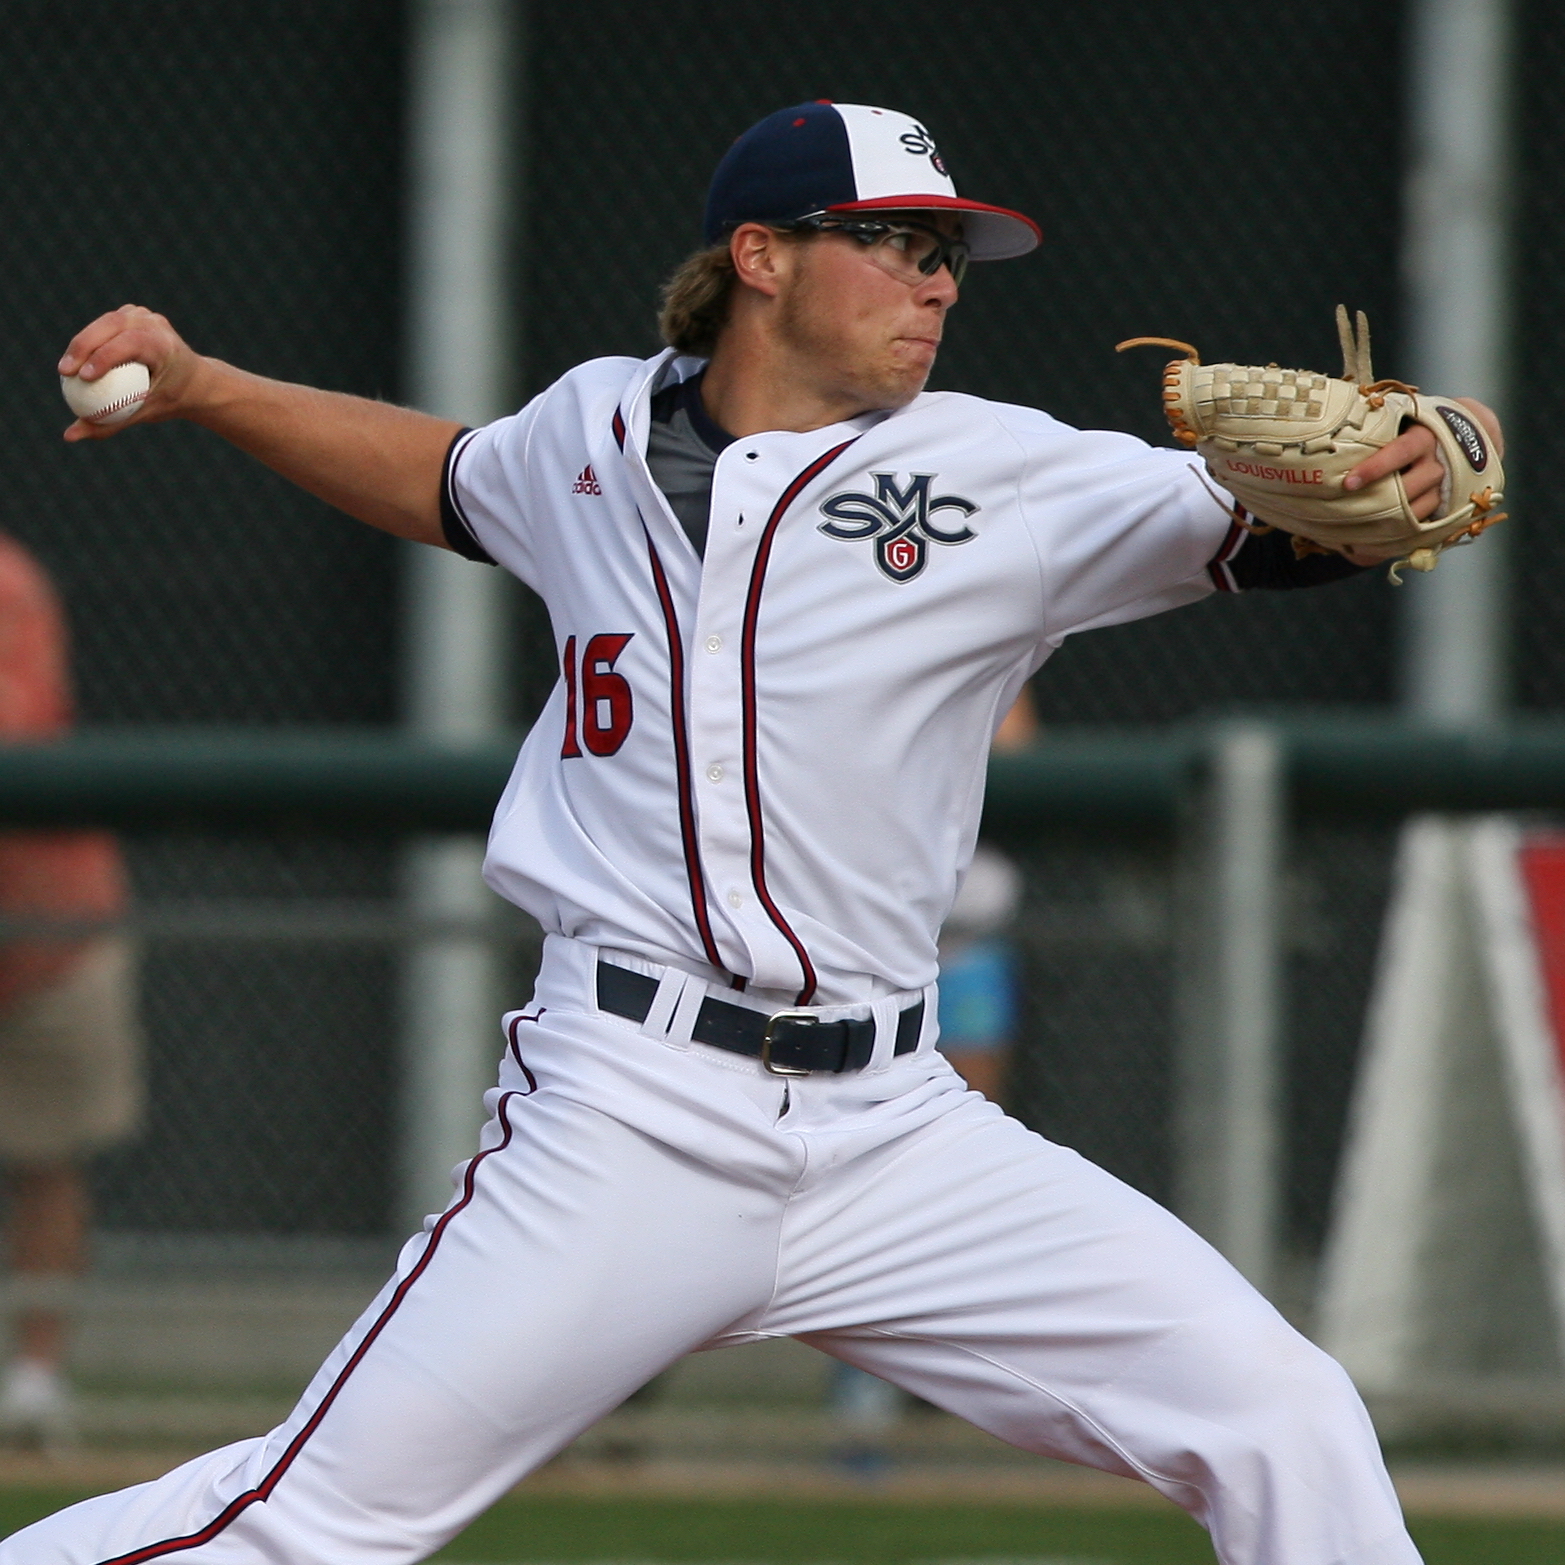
top-left (595, 961), bottom-right (923, 1076)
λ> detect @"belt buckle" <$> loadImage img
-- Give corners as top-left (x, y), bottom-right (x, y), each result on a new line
top-left (761, 1010), bottom-right (818, 1076)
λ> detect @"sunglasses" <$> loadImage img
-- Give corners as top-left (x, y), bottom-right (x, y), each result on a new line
top-left (780, 214), bottom-right (970, 288)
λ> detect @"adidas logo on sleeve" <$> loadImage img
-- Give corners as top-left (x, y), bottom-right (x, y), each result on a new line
top-left (572, 465), bottom-right (602, 496)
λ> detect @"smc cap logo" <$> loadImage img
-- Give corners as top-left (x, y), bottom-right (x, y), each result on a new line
top-left (898, 122), bottom-right (948, 177)
top-left (819, 472), bottom-right (979, 582)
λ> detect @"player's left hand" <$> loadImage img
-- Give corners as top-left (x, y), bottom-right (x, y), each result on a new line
top-left (1338, 398), bottom-right (1504, 564)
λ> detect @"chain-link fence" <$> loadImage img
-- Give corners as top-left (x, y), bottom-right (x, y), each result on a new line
top-left (1515, 0), bottom-right (1564, 709)
top-left (0, 0), bottom-right (1558, 1430)
top-left (94, 838), bottom-right (400, 1237)
top-left (3, 0), bottom-right (411, 1250)
top-left (4, 0), bottom-right (406, 728)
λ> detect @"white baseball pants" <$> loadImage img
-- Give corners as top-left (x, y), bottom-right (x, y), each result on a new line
top-left (3, 936), bottom-right (1420, 1565)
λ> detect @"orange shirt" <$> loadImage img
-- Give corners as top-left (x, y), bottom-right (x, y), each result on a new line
top-left (0, 535), bottom-right (126, 1012)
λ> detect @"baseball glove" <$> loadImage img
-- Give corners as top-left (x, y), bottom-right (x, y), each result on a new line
top-left (1116, 306), bottom-right (1505, 581)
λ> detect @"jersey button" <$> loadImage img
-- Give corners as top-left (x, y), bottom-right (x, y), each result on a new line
top-left (706, 764), bottom-right (724, 783)
top-left (705, 635), bottom-right (722, 653)
top-left (727, 890), bottom-right (743, 908)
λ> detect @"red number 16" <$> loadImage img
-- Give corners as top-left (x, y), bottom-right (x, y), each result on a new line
top-left (561, 633), bottom-right (635, 758)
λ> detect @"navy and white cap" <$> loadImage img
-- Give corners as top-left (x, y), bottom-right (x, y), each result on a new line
top-left (704, 101), bottom-right (1041, 262)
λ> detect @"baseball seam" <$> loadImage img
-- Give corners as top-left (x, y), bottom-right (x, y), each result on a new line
top-left (87, 393), bottom-right (145, 422)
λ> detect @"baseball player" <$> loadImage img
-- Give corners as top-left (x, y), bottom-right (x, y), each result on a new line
top-left (12, 102), bottom-right (1496, 1565)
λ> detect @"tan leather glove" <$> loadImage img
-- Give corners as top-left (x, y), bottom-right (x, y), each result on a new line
top-left (1119, 306), bottom-right (1505, 580)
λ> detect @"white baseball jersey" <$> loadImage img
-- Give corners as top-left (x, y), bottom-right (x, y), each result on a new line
top-left (446, 349), bottom-right (1230, 1005)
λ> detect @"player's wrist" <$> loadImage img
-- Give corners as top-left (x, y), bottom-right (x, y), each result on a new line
top-left (177, 356), bottom-right (271, 429)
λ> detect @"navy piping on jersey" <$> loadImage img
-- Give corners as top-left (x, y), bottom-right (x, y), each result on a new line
top-left (93, 1091), bottom-right (526, 1565)
top-left (1207, 515), bottom-right (1248, 593)
top-left (440, 428), bottom-right (498, 565)
top-left (642, 521), bottom-right (727, 973)
top-left (740, 437), bottom-right (861, 1006)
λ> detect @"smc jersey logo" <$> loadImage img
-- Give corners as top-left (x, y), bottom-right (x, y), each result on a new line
top-left (818, 472), bottom-right (979, 582)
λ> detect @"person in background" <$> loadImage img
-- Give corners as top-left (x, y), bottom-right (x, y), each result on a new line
top-left (0, 535), bottom-right (140, 1453)
top-left (829, 690), bottom-right (1036, 1474)
top-left (932, 689), bottom-right (1036, 1102)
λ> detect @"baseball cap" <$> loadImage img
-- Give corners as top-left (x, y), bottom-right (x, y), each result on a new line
top-left (703, 101), bottom-right (1040, 262)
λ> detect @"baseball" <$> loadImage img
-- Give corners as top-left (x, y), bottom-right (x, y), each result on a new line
top-left (61, 361), bottom-right (150, 427)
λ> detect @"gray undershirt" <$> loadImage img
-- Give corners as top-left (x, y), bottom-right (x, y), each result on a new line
top-left (646, 376), bottom-right (730, 557)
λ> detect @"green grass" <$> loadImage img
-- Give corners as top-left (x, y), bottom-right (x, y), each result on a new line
top-left (429, 1499), bottom-right (1214, 1564)
top-left (5, 1490), bottom-right (1565, 1564)
top-left (1, 1490), bottom-right (94, 1539)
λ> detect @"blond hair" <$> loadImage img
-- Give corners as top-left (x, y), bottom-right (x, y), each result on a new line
top-left (658, 228), bottom-right (812, 356)
top-left (658, 242), bottom-right (738, 358)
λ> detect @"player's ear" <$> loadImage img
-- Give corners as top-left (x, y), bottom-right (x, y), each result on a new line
top-left (729, 223), bottom-right (789, 299)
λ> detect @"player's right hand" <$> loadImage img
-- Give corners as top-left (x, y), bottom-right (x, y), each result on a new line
top-left (57, 305), bottom-right (207, 441)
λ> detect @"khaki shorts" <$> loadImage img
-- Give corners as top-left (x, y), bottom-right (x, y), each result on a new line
top-left (0, 937), bottom-right (143, 1162)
